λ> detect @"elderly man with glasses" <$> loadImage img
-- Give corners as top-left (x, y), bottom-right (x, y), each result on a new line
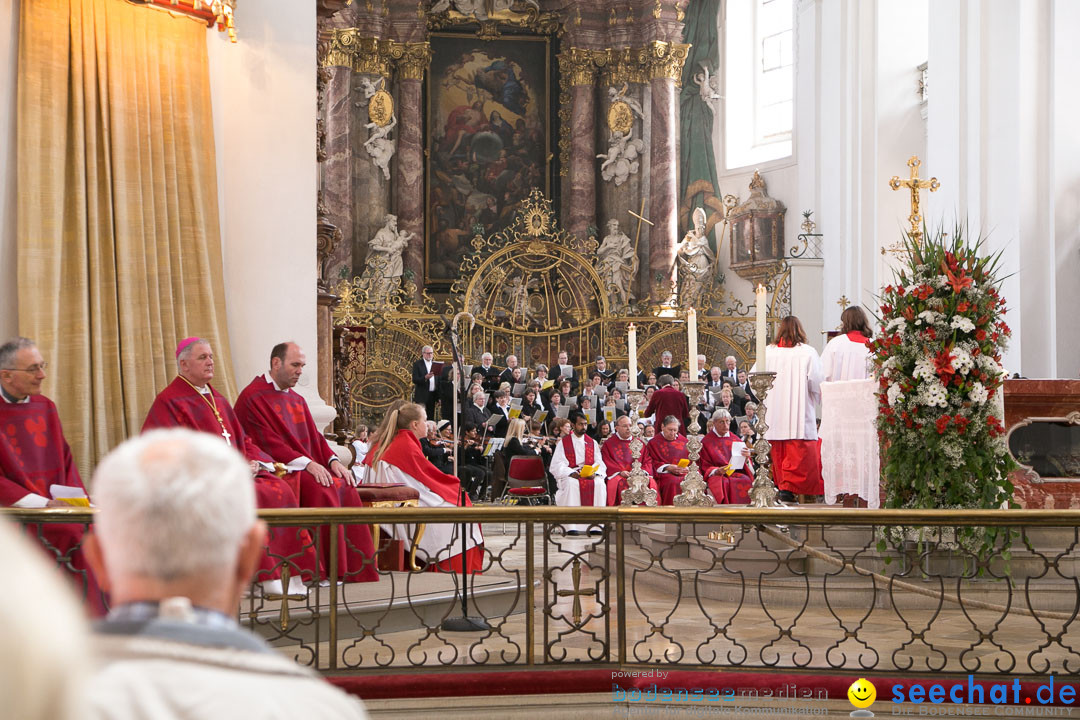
top-left (0, 336), bottom-right (102, 608)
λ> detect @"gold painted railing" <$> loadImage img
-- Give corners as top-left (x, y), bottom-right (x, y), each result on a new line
top-left (7, 506), bottom-right (1080, 678)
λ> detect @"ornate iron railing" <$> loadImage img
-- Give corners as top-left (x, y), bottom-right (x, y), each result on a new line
top-left (6, 506), bottom-right (1080, 678)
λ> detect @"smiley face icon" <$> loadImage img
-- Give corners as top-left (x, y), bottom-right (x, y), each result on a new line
top-left (848, 678), bottom-right (876, 709)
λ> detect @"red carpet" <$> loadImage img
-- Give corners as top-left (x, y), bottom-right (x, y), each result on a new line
top-left (330, 668), bottom-right (1078, 707)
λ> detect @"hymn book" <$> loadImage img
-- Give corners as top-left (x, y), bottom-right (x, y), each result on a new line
top-left (50, 485), bottom-right (90, 507)
top-left (677, 458), bottom-right (690, 468)
top-left (579, 464), bottom-right (597, 478)
top-left (533, 410), bottom-right (549, 423)
top-left (483, 438), bottom-right (505, 457)
top-left (555, 405), bottom-right (570, 419)
top-left (558, 364), bottom-right (573, 379)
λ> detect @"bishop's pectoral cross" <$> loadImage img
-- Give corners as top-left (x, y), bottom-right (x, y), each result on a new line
top-left (221, 427), bottom-right (232, 446)
top-left (889, 155), bottom-right (940, 246)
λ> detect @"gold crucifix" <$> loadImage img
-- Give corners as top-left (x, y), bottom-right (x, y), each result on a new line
top-left (889, 155), bottom-right (940, 246)
top-left (837, 295), bottom-right (850, 309)
top-left (628, 198), bottom-right (653, 261)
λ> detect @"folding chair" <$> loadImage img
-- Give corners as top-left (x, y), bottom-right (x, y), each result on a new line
top-left (500, 455), bottom-right (550, 506)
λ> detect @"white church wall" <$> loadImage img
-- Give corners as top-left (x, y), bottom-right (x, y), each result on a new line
top-left (927, 0), bottom-right (1078, 378)
top-left (0, 1), bottom-right (18, 343)
top-left (206, 2), bottom-right (333, 424)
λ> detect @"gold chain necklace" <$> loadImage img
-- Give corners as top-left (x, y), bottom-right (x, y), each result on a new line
top-left (176, 375), bottom-right (233, 446)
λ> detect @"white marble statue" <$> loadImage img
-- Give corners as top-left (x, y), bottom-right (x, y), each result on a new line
top-left (596, 218), bottom-right (638, 312)
top-left (676, 207), bottom-right (715, 306)
top-left (362, 214), bottom-right (413, 305)
top-left (430, 0), bottom-right (538, 20)
top-left (692, 62), bottom-right (723, 111)
top-left (364, 115), bottom-right (397, 181)
top-left (597, 131), bottom-right (645, 187)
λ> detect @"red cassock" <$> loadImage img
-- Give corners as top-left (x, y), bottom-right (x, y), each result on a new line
top-left (699, 431), bottom-right (755, 504)
top-left (233, 375), bottom-right (378, 583)
top-left (641, 434), bottom-right (696, 506)
top-left (365, 429), bottom-right (483, 574)
top-left (0, 395), bottom-right (103, 613)
top-left (643, 386), bottom-right (691, 435)
top-left (142, 377), bottom-right (320, 583)
top-left (771, 441), bottom-right (823, 495)
top-left (599, 435), bottom-right (659, 506)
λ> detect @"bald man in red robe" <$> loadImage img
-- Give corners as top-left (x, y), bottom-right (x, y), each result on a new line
top-left (641, 415), bottom-right (697, 505)
top-left (600, 415), bottom-right (660, 506)
top-left (699, 410), bottom-right (755, 504)
top-left (234, 341), bottom-right (378, 585)
top-left (0, 337), bottom-right (104, 611)
top-left (142, 338), bottom-right (320, 598)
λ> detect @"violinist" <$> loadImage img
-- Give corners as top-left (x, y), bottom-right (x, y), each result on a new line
top-left (457, 421), bottom-right (489, 502)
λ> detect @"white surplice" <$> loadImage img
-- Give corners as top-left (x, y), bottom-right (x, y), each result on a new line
top-left (821, 334), bottom-right (872, 382)
top-left (820, 378), bottom-right (880, 507)
top-left (549, 433), bottom-right (607, 532)
top-left (753, 344), bottom-right (823, 441)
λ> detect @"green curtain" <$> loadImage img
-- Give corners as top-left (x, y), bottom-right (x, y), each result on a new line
top-left (679, 0), bottom-right (722, 251)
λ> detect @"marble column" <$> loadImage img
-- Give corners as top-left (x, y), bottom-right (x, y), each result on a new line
top-left (645, 42), bottom-right (689, 305)
top-left (320, 64), bottom-right (355, 280)
top-left (562, 48), bottom-right (599, 241)
top-left (393, 43), bottom-right (430, 299)
top-left (648, 74), bottom-right (678, 304)
top-left (352, 70), bottom-right (392, 279)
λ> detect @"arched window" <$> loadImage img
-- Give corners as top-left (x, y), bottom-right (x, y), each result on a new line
top-left (724, 0), bottom-right (794, 169)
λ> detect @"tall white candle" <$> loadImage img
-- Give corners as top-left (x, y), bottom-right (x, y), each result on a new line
top-left (755, 284), bottom-right (768, 368)
top-left (628, 323), bottom-right (638, 389)
top-left (686, 307), bottom-right (698, 377)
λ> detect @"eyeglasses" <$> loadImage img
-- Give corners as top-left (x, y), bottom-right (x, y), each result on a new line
top-left (2, 363), bottom-right (47, 374)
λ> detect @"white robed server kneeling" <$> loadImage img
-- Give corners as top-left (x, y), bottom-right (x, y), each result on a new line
top-left (549, 411), bottom-right (607, 534)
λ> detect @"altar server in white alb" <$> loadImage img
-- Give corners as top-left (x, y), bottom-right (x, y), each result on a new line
top-left (819, 306), bottom-right (881, 507)
top-left (820, 306), bottom-right (874, 381)
top-left (754, 316), bottom-right (824, 503)
top-left (549, 410), bottom-right (607, 534)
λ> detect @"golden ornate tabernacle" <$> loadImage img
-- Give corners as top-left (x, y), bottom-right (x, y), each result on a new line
top-left (330, 190), bottom-right (791, 427)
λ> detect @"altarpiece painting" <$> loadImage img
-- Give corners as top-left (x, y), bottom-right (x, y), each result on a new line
top-left (425, 33), bottom-right (550, 285)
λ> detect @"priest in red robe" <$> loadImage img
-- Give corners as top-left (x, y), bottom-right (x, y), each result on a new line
top-left (641, 415), bottom-right (696, 505)
top-left (0, 337), bottom-right (102, 611)
top-left (142, 338), bottom-right (320, 597)
top-left (233, 341), bottom-right (378, 584)
top-left (699, 409), bottom-right (755, 504)
top-left (600, 415), bottom-right (659, 506)
top-left (364, 401), bottom-right (483, 574)
top-left (642, 375), bottom-right (690, 435)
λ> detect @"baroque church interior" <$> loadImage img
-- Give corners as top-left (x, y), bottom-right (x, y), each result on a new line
top-left (2, 1), bottom-right (1080, 718)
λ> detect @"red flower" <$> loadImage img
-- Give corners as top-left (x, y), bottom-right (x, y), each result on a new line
top-left (914, 285), bottom-right (934, 301)
top-left (957, 301), bottom-right (971, 313)
top-left (976, 329), bottom-right (987, 341)
top-left (934, 349), bottom-right (956, 378)
top-left (945, 266), bottom-right (974, 294)
top-left (903, 306), bottom-right (915, 321)
top-left (897, 285), bottom-right (907, 297)
top-left (987, 415), bottom-right (1005, 438)
top-left (936, 415), bottom-right (951, 434)
top-left (953, 374), bottom-right (964, 387)
top-left (954, 416), bottom-right (971, 435)
top-left (976, 315), bottom-right (989, 326)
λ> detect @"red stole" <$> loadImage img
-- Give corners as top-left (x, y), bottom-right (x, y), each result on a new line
top-left (846, 331), bottom-right (870, 345)
top-left (561, 433), bottom-right (596, 507)
top-left (367, 429), bottom-right (469, 506)
top-left (234, 376), bottom-right (334, 466)
top-left (777, 339), bottom-right (796, 348)
top-left (0, 396), bottom-right (85, 505)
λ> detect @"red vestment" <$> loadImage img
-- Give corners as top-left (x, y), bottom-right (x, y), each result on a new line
top-left (233, 375), bottom-right (377, 583)
top-left (0, 395), bottom-right (103, 613)
top-left (599, 435), bottom-right (659, 506)
top-left (365, 429), bottom-right (483, 574)
top-left (142, 377), bottom-right (319, 582)
top-left (641, 434), bottom-right (695, 506)
top-left (700, 430), bottom-right (756, 504)
top-left (560, 433), bottom-right (596, 507)
top-left (643, 386), bottom-right (691, 435)
top-left (771, 440), bottom-right (823, 495)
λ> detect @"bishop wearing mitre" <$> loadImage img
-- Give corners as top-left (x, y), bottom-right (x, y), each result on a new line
top-left (142, 338), bottom-right (319, 598)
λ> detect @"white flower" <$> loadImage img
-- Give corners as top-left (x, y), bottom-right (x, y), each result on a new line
top-left (887, 383), bottom-right (904, 407)
top-left (950, 316), bottom-right (976, 333)
top-left (916, 310), bottom-right (938, 327)
top-left (951, 348), bottom-right (974, 375)
top-left (913, 358), bottom-right (937, 382)
top-left (969, 382), bottom-right (988, 405)
top-left (886, 317), bottom-right (907, 334)
top-left (919, 380), bottom-right (949, 408)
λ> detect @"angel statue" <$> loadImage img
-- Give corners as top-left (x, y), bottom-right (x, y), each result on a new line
top-left (355, 75), bottom-right (383, 103)
top-left (596, 218), bottom-right (638, 312)
top-left (597, 131), bottom-right (645, 187)
top-left (676, 207), bottom-right (715, 307)
top-left (429, 0), bottom-right (538, 21)
top-left (361, 214), bottom-right (413, 306)
top-left (364, 115), bottom-right (397, 181)
top-left (692, 61), bottom-right (722, 112)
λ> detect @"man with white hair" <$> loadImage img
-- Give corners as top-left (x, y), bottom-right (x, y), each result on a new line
top-left (85, 429), bottom-right (368, 719)
top-left (0, 336), bottom-right (101, 607)
top-left (142, 338), bottom-right (318, 598)
top-left (652, 350), bottom-right (680, 384)
top-left (411, 345), bottom-right (439, 420)
top-left (498, 354), bottom-right (519, 385)
top-left (477, 352), bottom-right (500, 392)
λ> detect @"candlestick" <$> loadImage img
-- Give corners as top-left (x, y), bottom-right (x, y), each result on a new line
top-left (673, 381), bottom-right (714, 507)
top-left (747, 371), bottom-right (780, 507)
top-left (628, 323), bottom-right (638, 390)
top-left (686, 308), bottom-right (698, 377)
top-left (755, 285), bottom-right (768, 368)
top-left (621, 389), bottom-right (658, 506)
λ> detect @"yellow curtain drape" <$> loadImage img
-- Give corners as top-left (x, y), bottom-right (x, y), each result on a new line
top-left (17, 0), bottom-right (236, 478)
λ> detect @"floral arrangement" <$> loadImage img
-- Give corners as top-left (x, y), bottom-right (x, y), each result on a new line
top-left (871, 226), bottom-right (1016, 515)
